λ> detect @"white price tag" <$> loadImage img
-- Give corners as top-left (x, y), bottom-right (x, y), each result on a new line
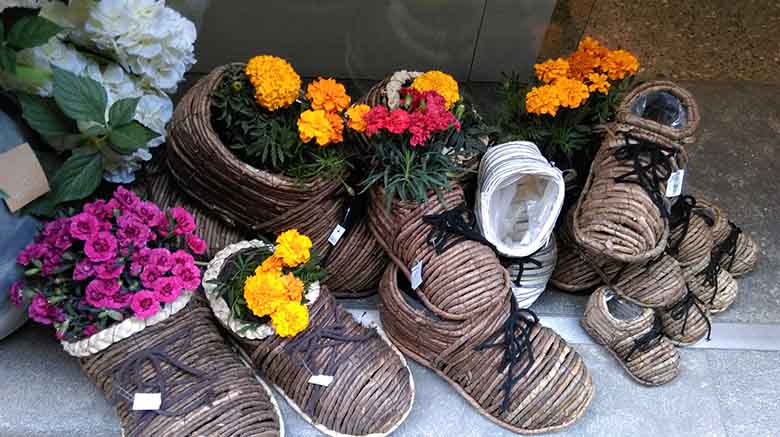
top-left (328, 224), bottom-right (346, 246)
top-left (308, 374), bottom-right (334, 387)
top-left (132, 393), bottom-right (162, 411)
top-left (411, 261), bottom-right (423, 290)
top-left (665, 169), bottom-right (685, 197)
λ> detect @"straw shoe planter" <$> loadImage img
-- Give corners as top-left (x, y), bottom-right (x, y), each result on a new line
top-left (72, 292), bottom-right (283, 437)
top-left (550, 215), bottom-right (602, 293)
top-left (581, 287), bottom-right (680, 386)
top-left (166, 65), bottom-right (386, 297)
top-left (666, 196), bottom-right (714, 268)
top-left (683, 256), bottom-right (738, 314)
top-left (203, 241), bottom-right (414, 437)
top-left (370, 186), bottom-right (594, 434)
top-left (657, 287), bottom-right (712, 346)
top-left (616, 80), bottom-right (700, 143)
top-left (695, 198), bottom-right (759, 277)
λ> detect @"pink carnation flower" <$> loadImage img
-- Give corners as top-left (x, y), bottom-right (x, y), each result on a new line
top-left (28, 293), bottom-right (64, 325)
top-left (95, 261), bottom-right (124, 279)
top-left (10, 280), bottom-right (24, 307)
top-left (73, 258), bottom-right (95, 281)
top-left (152, 276), bottom-right (183, 303)
top-left (130, 290), bottom-right (160, 319)
top-left (186, 234), bottom-right (207, 255)
top-left (103, 291), bottom-right (131, 309)
top-left (173, 263), bottom-right (201, 291)
top-left (112, 186), bottom-right (140, 210)
top-left (170, 207), bottom-right (196, 235)
top-left (149, 248), bottom-right (174, 272)
top-left (171, 250), bottom-right (194, 269)
top-left (69, 213), bottom-right (100, 241)
top-left (84, 199), bottom-right (115, 221)
top-left (134, 201), bottom-right (165, 228)
top-left (84, 279), bottom-right (121, 308)
top-left (140, 266), bottom-right (164, 289)
top-left (85, 232), bottom-right (118, 262)
top-left (117, 214), bottom-right (154, 248)
top-left (82, 324), bottom-right (98, 337)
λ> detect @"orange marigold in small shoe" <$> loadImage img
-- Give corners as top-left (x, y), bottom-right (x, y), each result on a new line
top-left (270, 301), bottom-right (309, 337)
top-left (346, 103), bottom-right (370, 133)
top-left (280, 272), bottom-right (305, 302)
top-left (526, 84), bottom-right (561, 116)
top-left (275, 229), bottom-right (312, 267)
top-left (298, 109), bottom-right (335, 146)
top-left (306, 78), bottom-right (351, 113)
top-left (244, 271), bottom-right (289, 317)
top-left (603, 49), bottom-right (640, 80)
top-left (534, 58), bottom-right (570, 84)
top-left (555, 77), bottom-right (591, 109)
top-left (257, 255), bottom-right (284, 274)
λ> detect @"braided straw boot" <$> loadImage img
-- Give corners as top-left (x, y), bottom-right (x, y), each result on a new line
top-left (204, 241), bottom-right (414, 437)
top-left (370, 186), bottom-right (594, 434)
top-left (582, 287), bottom-right (680, 385)
top-left (75, 293), bottom-right (283, 437)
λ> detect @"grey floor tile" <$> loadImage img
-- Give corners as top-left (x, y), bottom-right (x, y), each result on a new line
top-left (707, 349), bottom-right (780, 437)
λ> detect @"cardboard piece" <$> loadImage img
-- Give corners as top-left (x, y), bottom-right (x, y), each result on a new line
top-left (0, 143), bottom-right (50, 212)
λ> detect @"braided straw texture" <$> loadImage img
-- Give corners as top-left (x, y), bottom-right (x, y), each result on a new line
top-left (505, 238), bottom-right (557, 308)
top-left (370, 186), bottom-right (594, 434)
top-left (682, 258), bottom-right (738, 314)
top-left (581, 288), bottom-right (680, 385)
top-left (550, 216), bottom-right (601, 293)
top-left (79, 294), bottom-right (282, 437)
top-left (669, 213), bottom-right (713, 268)
top-left (697, 199), bottom-right (730, 242)
top-left (721, 232), bottom-right (760, 277)
top-left (572, 126), bottom-right (687, 263)
top-left (658, 296), bottom-right (711, 346)
top-left (234, 287), bottom-right (414, 437)
top-left (616, 80), bottom-right (700, 143)
top-left (166, 64), bottom-right (386, 297)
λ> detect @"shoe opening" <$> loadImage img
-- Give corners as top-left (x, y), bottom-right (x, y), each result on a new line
top-left (630, 90), bottom-right (688, 129)
top-left (604, 289), bottom-right (645, 321)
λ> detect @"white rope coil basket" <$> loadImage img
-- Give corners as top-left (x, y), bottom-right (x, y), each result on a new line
top-left (202, 240), bottom-right (320, 340)
top-left (505, 237), bottom-right (557, 308)
top-left (476, 141), bottom-right (565, 258)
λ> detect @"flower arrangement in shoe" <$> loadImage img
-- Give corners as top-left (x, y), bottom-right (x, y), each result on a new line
top-left (10, 187), bottom-right (206, 342)
top-left (497, 36), bottom-right (639, 160)
top-left (349, 70), bottom-right (488, 207)
top-left (207, 230), bottom-right (325, 338)
top-left (210, 55), bottom-right (353, 181)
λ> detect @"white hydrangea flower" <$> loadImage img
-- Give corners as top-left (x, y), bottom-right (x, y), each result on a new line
top-left (10, 38), bottom-right (101, 96)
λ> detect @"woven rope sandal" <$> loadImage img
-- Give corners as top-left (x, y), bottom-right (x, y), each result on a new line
top-left (581, 287), bottom-right (680, 385)
top-left (657, 287), bottom-right (712, 346)
top-left (475, 141), bottom-right (565, 307)
top-left (204, 241), bottom-right (414, 437)
top-left (370, 186), bottom-right (594, 434)
top-left (683, 256), bottom-right (738, 314)
top-left (166, 65), bottom-right (387, 297)
top-left (74, 293), bottom-right (283, 437)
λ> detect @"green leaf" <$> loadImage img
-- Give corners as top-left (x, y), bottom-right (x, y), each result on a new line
top-left (18, 94), bottom-right (75, 137)
top-left (49, 152), bottom-right (103, 204)
top-left (0, 45), bottom-right (15, 74)
top-left (6, 16), bottom-right (62, 50)
top-left (108, 97), bottom-right (139, 128)
top-left (109, 121), bottom-right (158, 154)
top-left (52, 66), bottom-right (107, 125)
top-left (0, 20), bottom-right (4, 41)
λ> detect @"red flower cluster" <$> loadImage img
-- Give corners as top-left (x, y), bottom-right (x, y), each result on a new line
top-left (363, 88), bottom-right (460, 146)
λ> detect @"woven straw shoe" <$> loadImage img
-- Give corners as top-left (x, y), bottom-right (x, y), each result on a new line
top-left (582, 287), bottom-right (680, 386)
top-left (657, 287), bottom-right (712, 346)
top-left (503, 237), bottom-right (558, 307)
top-left (697, 198), bottom-right (759, 277)
top-left (683, 256), bottom-right (738, 314)
top-left (550, 211), bottom-right (602, 293)
top-left (370, 186), bottom-right (594, 434)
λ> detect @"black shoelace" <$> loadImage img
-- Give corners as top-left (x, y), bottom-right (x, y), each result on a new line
top-left (501, 247), bottom-right (544, 287)
top-left (612, 138), bottom-right (679, 219)
top-left (625, 317), bottom-right (665, 362)
top-left (667, 195), bottom-right (714, 256)
top-left (714, 222), bottom-right (742, 272)
top-left (321, 192), bottom-right (368, 265)
top-left (422, 206), bottom-right (495, 255)
top-left (474, 296), bottom-right (539, 414)
top-left (110, 329), bottom-right (215, 437)
top-left (697, 256), bottom-right (722, 305)
top-left (667, 287), bottom-right (712, 340)
top-left (285, 304), bottom-right (377, 415)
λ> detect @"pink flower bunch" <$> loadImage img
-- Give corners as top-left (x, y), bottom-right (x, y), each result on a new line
top-left (13, 187), bottom-right (207, 342)
top-left (363, 88), bottom-right (460, 147)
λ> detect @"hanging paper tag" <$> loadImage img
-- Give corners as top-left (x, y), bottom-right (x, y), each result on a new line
top-left (0, 143), bottom-right (50, 212)
top-left (411, 261), bottom-right (423, 290)
top-left (308, 374), bottom-right (334, 387)
top-left (328, 224), bottom-right (346, 246)
top-left (665, 169), bottom-right (685, 197)
top-left (132, 392), bottom-right (162, 411)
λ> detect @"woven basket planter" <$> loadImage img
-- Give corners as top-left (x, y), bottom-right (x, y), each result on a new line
top-left (667, 199), bottom-right (714, 268)
top-left (682, 257), bottom-right (738, 314)
top-left (581, 287), bottom-right (680, 386)
top-left (697, 198), bottom-right (730, 242)
top-left (657, 289), bottom-right (712, 346)
top-left (71, 291), bottom-right (283, 436)
top-left (166, 65), bottom-right (386, 297)
top-left (572, 125), bottom-right (689, 263)
top-left (372, 186), bottom-right (594, 434)
top-left (550, 215), bottom-right (602, 293)
top-left (616, 80), bottom-right (700, 143)
top-left (696, 198), bottom-right (759, 277)
top-left (203, 241), bottom-right (414, 437)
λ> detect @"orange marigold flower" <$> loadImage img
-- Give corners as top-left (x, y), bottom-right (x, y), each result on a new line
top-left (245, 55), bottom-right (301, 111)
top-left (325, 112), bottom-right (344, 145)
top-left (603, 49), bottom-right (640, 80)
top-left (534, 58), bottom-right (569, 84)
top-left (525, 84), bottom-right (561, 117)
top-left (586, 72), bottom-right (610, 94)
top-left (306, 78), bottom-right (351, 113)
top-left (244, 271), bottom-right (288, 317)
top-left (280, 272), bottom-right (305, 302)
top-left (555, 78), bottom-right (590, 109)
top-left (410, 70), bottom-right (460, 110)
top-left (271, 301), bottom-right (309, 337)
top-left (578, 36), bottom-right (610, 60)
top-left (346, 103), bottom-right (370, 133)
top-left (256, 255), bottom-right (284, 275)
top-left (568, 50), bottom-right (600, 81)
top-left (298, 109), bottom-right (335, 146)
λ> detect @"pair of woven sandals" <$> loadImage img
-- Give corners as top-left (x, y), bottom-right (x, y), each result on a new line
top-left (553, 81), bottom-right (759, 385)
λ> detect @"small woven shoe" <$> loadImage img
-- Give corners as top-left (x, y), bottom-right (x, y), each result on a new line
top-left (582, 287), bottom-right (680, 386)
top-left (550, 212), bottom-right (602, 293)
top-left (503, 237), bottom-right (557, 308)
top-left (657, 287), bottom-right (712, 346)
top-left (696, 198), bottom-right (759, 277)
top-left (683, 256), bottom-right (738, 314)
top-left (666, 196), bottom-right (714, 268)
top-left (204, 241), bottom-right (414, 437)
top-left (76, 294), bottom-right (283, 437)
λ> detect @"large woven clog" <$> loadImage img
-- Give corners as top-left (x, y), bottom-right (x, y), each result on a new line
top-left (581, 287), bottom-right (680, 385)
top-left (204, 241), bottom-right (414, 437)
top-left (370, 186), bottom-right (594, 434)
top-left (76, 293), bottom-right (283, 437)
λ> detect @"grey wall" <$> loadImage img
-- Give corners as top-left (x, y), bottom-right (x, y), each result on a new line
top-left (173, 0), bottom-right (555, 82)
